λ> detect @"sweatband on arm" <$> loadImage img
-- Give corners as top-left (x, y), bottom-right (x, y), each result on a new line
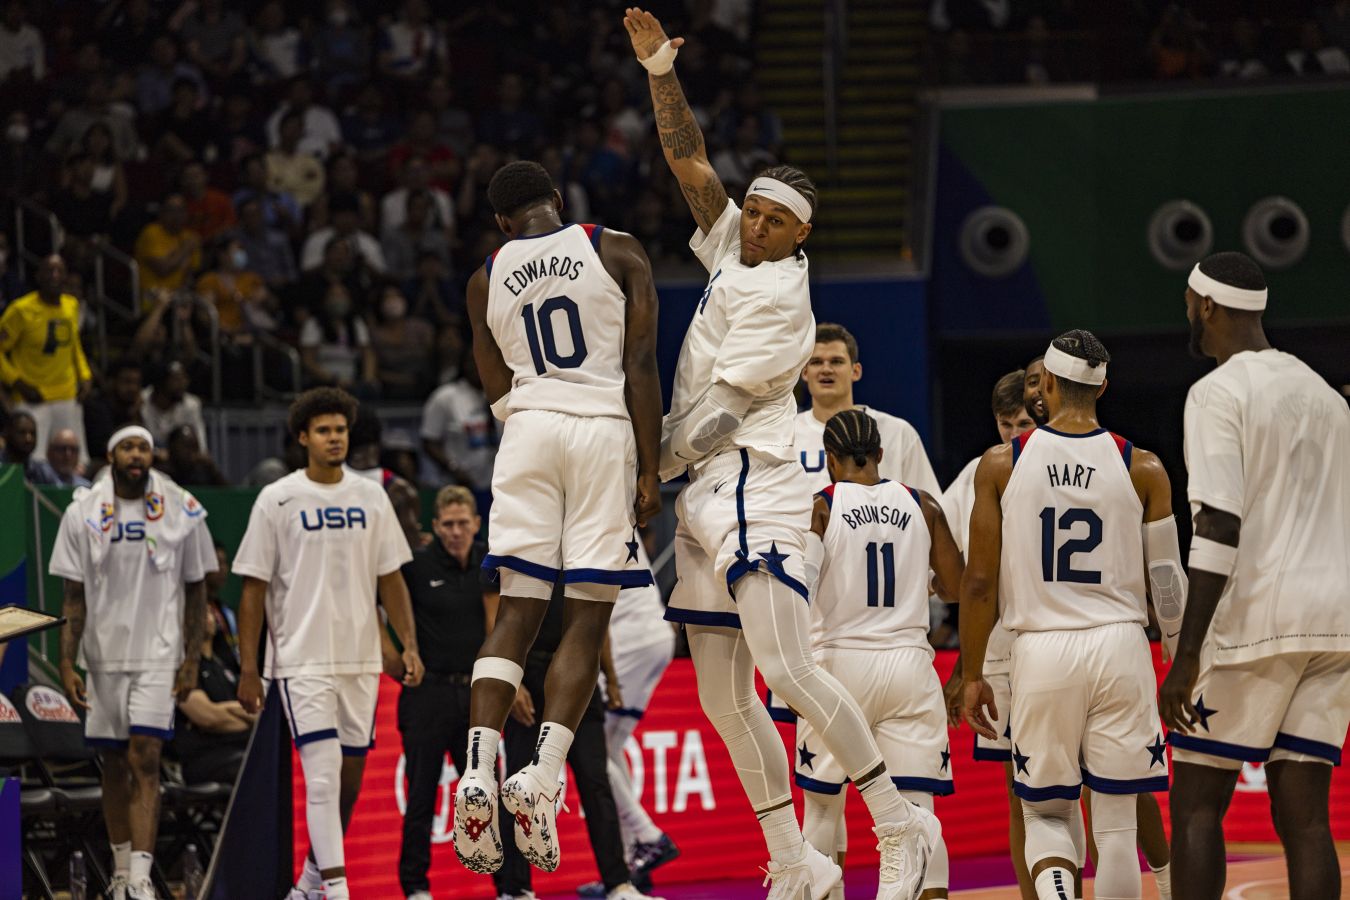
top-left (803, 531), bottom-right (824, 597)
top-left (667, 380), bottom-right (753, 464)
top-left (1189, 535), bottom-right (1237, 577)
top-left (1143, 516), bottom-right (1187, 659)
top-left (639, 40), bottom-right (679, 75)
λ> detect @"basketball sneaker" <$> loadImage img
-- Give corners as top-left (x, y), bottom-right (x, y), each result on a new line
top-left (606, 883), bottom-right (665, 900)
top-left (125, 878), bottom-right (157, 900)
top-left (454, 772), bottom-right (504, 873)
top-left (875, 804), bottom-right (942, 900)
top-left (107, 873), bottom-right (129, 900)
top-left (500, 765), bottom-right (564, 872)
top-left (761, 843), bottom-right (841, 900)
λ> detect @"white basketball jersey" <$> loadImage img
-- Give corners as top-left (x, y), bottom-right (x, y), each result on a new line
top-left (999, 427), bottom-right (1146, 633)
top-left (813, 479), bottom-right (932, 651)
top-left (485, 223), bottom-right (628, 419)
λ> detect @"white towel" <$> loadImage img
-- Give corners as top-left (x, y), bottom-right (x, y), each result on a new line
top-left (75, 469), bottom-right (207, 573)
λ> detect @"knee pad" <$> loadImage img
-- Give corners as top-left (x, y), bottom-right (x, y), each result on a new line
top-left (1022, 797), bottom-right (1078, 870)
top-left (298, 740), bottom-right (342, 806)
top-left (500, 569), bottom-right (554, 600)
top-left (1089, 793), bottom-right (1140, 900)
top-left (566, 581), bottom-right (621, 603)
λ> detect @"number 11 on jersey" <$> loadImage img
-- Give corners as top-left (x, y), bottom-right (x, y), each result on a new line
top-left (865, 541), bottom-right (896, 607)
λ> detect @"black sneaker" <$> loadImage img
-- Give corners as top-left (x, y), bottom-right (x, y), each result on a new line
top-left (576, 881), bottom-right (606, 898)
top-left (630, 834), bottom-right (680, 879)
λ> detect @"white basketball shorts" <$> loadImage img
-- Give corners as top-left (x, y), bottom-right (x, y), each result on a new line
top-left (973, 669), bottom-right (1014, 762)
top-left (485, 409), bottom-right (651, 591)
top-left (85, 669), bottom-right (176, 747)
top-left (278, 673), bottom-right (380, 756)
top-left (794, 646), bottom-right (954, 797)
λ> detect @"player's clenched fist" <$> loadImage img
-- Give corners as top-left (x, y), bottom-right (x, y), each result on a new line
top-left (634, 472), bottom-right (661, 527)
top-left (237, 670), bottom-right (264, 715)
top-left (60, 662), bottom-right (89, 710)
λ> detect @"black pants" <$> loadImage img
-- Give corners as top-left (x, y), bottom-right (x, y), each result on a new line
top-left (397, 678), bottom-right (472, 894)
top-left (493, 654), bottom-right (628, 895)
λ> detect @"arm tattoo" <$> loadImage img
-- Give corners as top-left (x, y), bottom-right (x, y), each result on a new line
top-left (182, 581), bottom-right (207, 663)
top-left (680, 174), bottom-right (729, 233)
top-left (651, 72), bottom-right (705, 161)
top-left (60, 581), bottom-right (86, 668)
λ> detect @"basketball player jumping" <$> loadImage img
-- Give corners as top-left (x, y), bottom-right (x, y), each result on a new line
top-left (961, 331), bottom-right (1182, 900)
top-left (626, 8), bottom-right (940, 898)
top-left (1160, 252), bottom-right (1350, 900)
top-left (451, 160), bottom-right (662, 899)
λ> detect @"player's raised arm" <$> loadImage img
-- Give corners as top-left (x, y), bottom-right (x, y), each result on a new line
top-left (464, 264), bottom-right (515, 412)
top-left (624, 7), bottom-right (728, 234)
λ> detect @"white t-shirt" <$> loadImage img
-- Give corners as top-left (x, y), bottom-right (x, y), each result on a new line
top-left (379, 186), bottom-right (455, 232)
top-left (140, 388), bottom-right (208, 452)
top-left (793, 407), bottom-right (940, 496)
top-left (266, 104), bottom-right (342, 160)
top-left (300, 228), bottom-right (386, 273)
top-left (232, 469), bottom-right (412, 678)
top-left (941, 453), bottom-right (1013, 673)
top-left (608, 542), bottom-right (667, 657)
top-left (664, 202), bottom-right (814, 475)
top-left (419, 380), bottom-right (495, 490)
top-left (50, 495), bottom-right (215, 672)
top-left (299, 316), bottom-right (370, 384)
top-left (1184, 349), bottom-right (1350, 664)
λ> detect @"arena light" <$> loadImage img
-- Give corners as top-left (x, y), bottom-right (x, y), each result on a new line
top-left (1242, 196), bottom-right (1309, 269)
top-left (1147, 200), bottom-right (1213, 270)
top-left (958, 206), bottom-right (1030, 278)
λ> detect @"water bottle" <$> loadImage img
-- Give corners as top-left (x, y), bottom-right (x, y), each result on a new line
top-left (69, 850), bottom-right (87, 900)
top-left (183, 842), bottom-right (204, 898)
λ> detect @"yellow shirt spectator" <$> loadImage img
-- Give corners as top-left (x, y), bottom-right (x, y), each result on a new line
top-left (135, 222), bottom-right (202, 307)
top-left (0, 291), bottom-right (93, 404)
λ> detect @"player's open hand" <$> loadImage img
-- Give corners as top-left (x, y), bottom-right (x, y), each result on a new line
top-left (961, 678), bottom-right (998, 740)
top-left (1159, 652), bottom-right (1201, 734)
top-left (237, 671), bottom-right (264, 715)
top-left (510, 684), bottom-right (536, 727)
top-left (60, 664), bottom-right (89, 711)
top-left (634, 472), bottom-right (661, 527)
top-left (623, 7), bottom-right (684, 61)
top-left (605, 679), bottom-right (624, 711)
top-left (173, 659), bottom-right (199, 703)
top-left (401, 648), bottom-right (425, 687)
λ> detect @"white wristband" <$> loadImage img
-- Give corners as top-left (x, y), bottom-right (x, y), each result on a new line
top-left (1189, 536), bottom-right (1237, 577)
top-left (640, 39), bottom-right (679, 75)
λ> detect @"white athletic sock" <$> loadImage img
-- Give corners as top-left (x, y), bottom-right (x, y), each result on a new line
top-left (466, 726), bottom-right (500, 782)
top-left (530, 721), bottom-right (574, 785)
top-left (856, 772), bottom-right (913, 828)
top-left (758, 804), bottom-right (805, 864)
top-left (298, 739), bottom-right (345, 872)
top-left (297, 855), bottom-right (322, 890)
top-left (322, 876), bottom-right (350, 899)
top-left (1033, 866), bottom-right (1075, 900)
top-left (1151, 862), bottom-right (1172, 900)
top-left (129, 851), bottom-right (153, 883)
top-left (112, 840), bottom-right (131, 877)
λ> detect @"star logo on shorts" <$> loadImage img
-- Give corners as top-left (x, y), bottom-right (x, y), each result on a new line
top-left (940, 744), bottom-right (951, 772)
top-left (1147, 733), bottom-right (1166, 768)
top-left (798, 742), bottom-right (816, 771)
top-left (1193, 694), bottom-right (1217, 732)
top-left (625, 539), bottom-right (639, 563)
top-left (758, 542), bottom-right (789, 569)
top-left (1012, 744), bottom-right (1030, 776)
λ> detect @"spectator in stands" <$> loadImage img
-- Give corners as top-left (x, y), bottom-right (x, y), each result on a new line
top-left (81, 123), bottom-right (128, 223)
top-left (570, 117), bottom-right (628, 225)
top-left (382, 189), bottom-right (451, 282)
top-left (265, 110), bottom-right (326, 207)
top-left (131, 290), bottom-right (202, 380)
top-left (378, 0), bottom-right (446, 82)
top-left (0, 0), bottom-right (44, 86)
top-left (233, 152), bottom-right (301, 236)
top-left (300, 192), bottom-right (384, 273)
top-left (284, 235), bottom-right (357, 325)
top-left (712, 114), bottom-right (777, 199)
top-left (0, 410), bottom-right (55, 481)
top-left (382, 429), bottom-right (422, 487)
top-left (47, 75), bottom-right (140, 161)
top-left (1217, 17), bottom-right (1274, 80)
top-left (405, 249), bottom-right (461, 328)
top-left (369, 284), bottom-right (434, 401)
top-left (309, 152), bottom-right (377, 234)
top-left (48, 39), bottom-right (105, 109)
top-left (716, 81), bottom-right (782, 156)
top-left (311, 0), bottom-right (369, 95)
top-left (265, 76), bottom-right (342, 161)
top-left (1285, 20), bottom-right (1350, 75)
top-left (211, 90), bottom-right (267, 166)
top-left (1149, 5), bottom-right (1211, 79)
top-left (1321, 0), bottom-right (1350, 52)
top-left (134, 194), bottom-right (202, 307)
top-left (341, 82), bottom-right (402, 165)
top-left (84, 357), bottom-right (144, 461)
top-left (424, 75), bottom-right (474, 159)
top-left (98, 0), bottom-right (156, 69)
top-left (175, 0), bottom-right (248, 83)
top-left (298, 282), bottom-right (377, 393)
top-left (1, 111), bottom-right (37, 198)
top-left (136, 34), bottom-right (207, 117)
top-left (141, 360), bottom-right (208, 451)
top-left (593, 77), bottom-right (645, 158)
top-left (159, 422), bottom-right (227, 485)
top-left (153, 76), bottom-right (213, 165)
top-left (477, 72), bottom-right (542, 158)
top-left (0, 255), bottom-right (92, 462)
top-left (204, 544), bottom-right (238, 662)
top-left (233, 196), bottom-right (298, 290)
top-left (181, 161), bottom-right (237, 240)
top-left (387, 475), bottom-right (431, 550)
top-left (173, 609), bottom-right (254, 785)
top-left (381, 155), bottom-right (455, 232)
top-left (195, 235), bottom-right (276, 338)
top-left (248, 1), bottom-right (304, 83)
top-left (0, 232), bottom-right (25, 312)
top-left (51, 152), bottom-right (115, 242)
top-left (388, 108), bottom-right (458, 192)
top-left (455, 141), bottom-right (505, 235)
top-left (419, 351), bottom-right (495, 495)
top-left (43, 427), bottom-right (91, 487)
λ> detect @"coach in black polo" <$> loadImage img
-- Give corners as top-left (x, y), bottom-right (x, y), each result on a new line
top-left (397, 486), bottom-right (497, 900)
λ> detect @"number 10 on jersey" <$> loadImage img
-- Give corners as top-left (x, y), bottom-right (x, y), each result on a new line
top-left (521, 296), bottom-right (588, 375)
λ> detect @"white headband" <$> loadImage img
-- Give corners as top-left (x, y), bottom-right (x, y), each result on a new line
top-left (746, 177), bottom-right (813, 224)
top-left (107, 425), bottom-right (154, 453)
top-left (1188, 263), bottom-right (1267, 311)
top-left (1043, 344), bottom-right (1107, 386)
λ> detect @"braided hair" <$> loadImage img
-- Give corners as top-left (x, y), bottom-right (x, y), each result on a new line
top-left (1050, 329), bottom-right (1110, 406)
top-left (823, 409), bottom-right (881, 469)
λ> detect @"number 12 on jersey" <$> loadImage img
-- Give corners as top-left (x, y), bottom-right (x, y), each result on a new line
top-left (521, 296), bottom-right (588, 375)
top-left (1039, 506), bottom-right (1102, 584)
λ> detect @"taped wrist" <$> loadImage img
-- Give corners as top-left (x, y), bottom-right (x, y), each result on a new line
top-left (640, 39), bottom-right (679, 75)
top-left (1189, 535), bottom-right (1237, 577)
top-left (668, 380), bottom-right (753, 463)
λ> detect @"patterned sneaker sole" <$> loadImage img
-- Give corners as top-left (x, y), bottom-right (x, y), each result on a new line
top-left (502, 779), bottom-right (561, 872)
top-left (453, 784), bottom-right (504, 874)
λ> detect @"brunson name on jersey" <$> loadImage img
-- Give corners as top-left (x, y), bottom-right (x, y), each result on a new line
top-left (300, 507), bottom-right (368, 531)
top-left (1047, 463), bottom-right (1097, 490)
top-left (503, 256), bottom-right (585, 296)
top-left (841, 504), bottom-right (912, 531)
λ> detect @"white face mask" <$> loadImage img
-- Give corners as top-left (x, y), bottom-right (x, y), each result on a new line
top-left (231, 247), bottom-right (248, 269)
top-left (5, 123), bottom-right (29, 143)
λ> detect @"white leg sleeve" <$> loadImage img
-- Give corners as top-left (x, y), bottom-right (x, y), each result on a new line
top-left (605, 714), bottom-right (661, 846)
top-left (298, 739), bottom-right (345, 872)
top-left (735, 572), bottom-right (884, 781)
top-left (802, 789), bottom-right (846, 860)
top-left (1022, 797), bottom-right (1078, 872)
top-left (901, 791), bottom-right (948, 893)
top-left (1089, 792), bottom-right (1140, 900)
top-left (1070, 797), bottom-right (1087, 868)
top-left (686, 623), bottom-right (793, 811)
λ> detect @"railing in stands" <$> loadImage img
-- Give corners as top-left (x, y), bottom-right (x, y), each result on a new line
top-left (250, 330), bottom-right (303, 401)
top-left (12, 197), bottom-right (63, 282)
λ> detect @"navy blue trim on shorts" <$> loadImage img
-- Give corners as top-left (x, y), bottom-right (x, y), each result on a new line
top-left (973, 746), bottom-right (1012, 763)
top-left (607, 707), bottom-right (644, 719)
top-left (764, 690), bottom-right (797, 723)
top-left (664, 607), bottom-right (742, 629)
top-left (1080, 769), bottom-right (1169, 794)
top-left (795, 774), bottom-right (845, 795)
top-left (1012, 781), bottom-right (1082, 802)
top-left (1168, 732), bottom-right (1270, 762)
top-left (294, 728), bottom-right (340, 748)
top-left (482, 554), bottom-right (562, 585)
top-left (128, 725), bottom-right (174, 742)
top-left (726, 558), bottom-right (809, 603)
top-left (891, 776), bottom-right (955, 797)
top-left (340, 744), bottom-right (371, 757)
top-left (86, 737), bottom-right (130, 749)
top-left (1273, 732), bottom-right (1342, 765)
top-left (564, 567), bottom-right (654, 587)
top-left (735, 449), bottom-right (751, 557)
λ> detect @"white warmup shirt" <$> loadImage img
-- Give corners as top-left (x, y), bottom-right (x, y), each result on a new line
top-left (1184, 349), bottom-right (1350, 664)
top-left (50, 494), bottom-right (216, 672)
top-left (232, 469), bottom-right (412, 678)
top-left (794, 407), bottom-right (940, 495)
top-left (485, 223), bottom-right (629, 420)
top-left (664, 201), bottom-right (814, 475)
top-left (942, 453), bottom-right (1014, 673)
top-left (608, 541), bottom-right (669, 657)
top-left (814, 479), bottom-right (932, 652)
top-left (998, 427), bottom-right (1147, 633)
top-left (420, 379), bottom-right (496, 489)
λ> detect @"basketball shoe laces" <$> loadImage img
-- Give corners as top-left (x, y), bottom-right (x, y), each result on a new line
top-left (760, 860), bottom-right (811, 899)
top-left (876, 820), bottom-right (915, 885)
